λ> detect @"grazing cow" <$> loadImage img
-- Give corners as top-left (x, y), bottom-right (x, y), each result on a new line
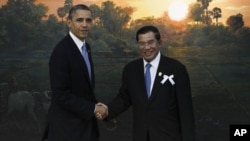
top-left (5, 90), bottom-right (51, 133)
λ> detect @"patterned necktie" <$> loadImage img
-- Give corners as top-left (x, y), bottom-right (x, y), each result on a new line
top-left (82, 44), bottom-right (91, 80)
top-left (145, 63), bottom-right (151, 98)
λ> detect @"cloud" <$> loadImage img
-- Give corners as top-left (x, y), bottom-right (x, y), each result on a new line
top-left (225, 5), bottom-right (250, 11)
top-left (213, 0), bottom-right (227, 3)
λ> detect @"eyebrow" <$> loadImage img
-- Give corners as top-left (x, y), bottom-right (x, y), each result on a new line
top-left (76, 17), bottom-right (92, 21)
top-left (138, 39), bottom-right (155, 43)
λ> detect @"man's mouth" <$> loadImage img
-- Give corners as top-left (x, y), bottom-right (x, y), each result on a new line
top-left (80, 29), bottom-right (88, 33)
top-left (144, 51), bottom-right (152, 56)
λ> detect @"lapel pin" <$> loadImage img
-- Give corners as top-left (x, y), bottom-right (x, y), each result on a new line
top-left (159, 73), bottom-right (175, 85)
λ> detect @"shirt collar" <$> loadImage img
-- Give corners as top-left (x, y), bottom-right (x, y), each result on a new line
top-left (69, 31), bottom-right (85, 51)
top-left (143, 52), bottom-right (161, 69)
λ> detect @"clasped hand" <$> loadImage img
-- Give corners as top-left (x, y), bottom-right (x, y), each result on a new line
top-left (95, 102), bottom-right (117, 131)
top-left (95, 102), bottom-right (108, 120)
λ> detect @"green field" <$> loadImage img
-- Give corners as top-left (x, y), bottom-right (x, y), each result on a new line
top-left (0, 46), bottom-right (250, 141)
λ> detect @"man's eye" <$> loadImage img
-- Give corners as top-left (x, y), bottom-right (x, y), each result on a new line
top-left (148, 40), bottom-right (155, 45)
top-left (86, 19), bottom-right (92, 23)
top-left (138, 42), bottom-right (146, 46)
top-left (77, 19), bottom-right (83, 22)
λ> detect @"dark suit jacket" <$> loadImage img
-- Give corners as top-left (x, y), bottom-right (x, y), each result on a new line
top-left (107, 55), bottom-right (195, 141)
top-left (43, 34), bottom-right (99, 141)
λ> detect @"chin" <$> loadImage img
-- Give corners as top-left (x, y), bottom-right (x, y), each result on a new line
top-left (144, 57), bottom-right (152, 62)
top-left (79, 36), bottom-right (87, 40)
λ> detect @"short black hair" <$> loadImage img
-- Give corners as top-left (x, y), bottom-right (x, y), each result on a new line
top-left (67, 4), bottom-right (92, 20)
top-left (136, 25), bottom-right (161, 42)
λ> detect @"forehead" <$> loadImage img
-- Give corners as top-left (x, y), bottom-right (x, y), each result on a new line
top-left (138, 31), bottom-right (155, 41)
top-left (72, 9), bottom-right (92, 19)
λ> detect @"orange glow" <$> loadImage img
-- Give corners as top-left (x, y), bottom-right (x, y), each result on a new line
top-left (0, 0), bottom-right (250, 26)
top-left (168, 1), bottom-right (188, 21)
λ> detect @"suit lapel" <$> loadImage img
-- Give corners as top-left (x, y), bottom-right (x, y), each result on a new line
top-left (68, 35), bottom-right (93, 86)
top-left (86, 43), bottom-right (95, 88)
top-left (148, 55), bottom-right (169, 103)
top-left (131, 59), bottom-right (149, 102)
top-left (138, 60), bottom-right (149, 102)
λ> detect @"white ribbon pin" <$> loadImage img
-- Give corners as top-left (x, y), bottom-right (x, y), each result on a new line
top-left (159, 72), bottom-right (175, 85)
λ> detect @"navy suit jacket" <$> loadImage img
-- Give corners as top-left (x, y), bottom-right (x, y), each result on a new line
top-left (43, 34), bottom-right (99, 141)
top-left (107, 55), bottom-right (195, 141)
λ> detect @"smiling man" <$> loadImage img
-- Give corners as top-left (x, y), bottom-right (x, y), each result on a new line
top-left (42, 4), bottom-right (108, 141)
top-left (101, 25), bottom-right (195, 141)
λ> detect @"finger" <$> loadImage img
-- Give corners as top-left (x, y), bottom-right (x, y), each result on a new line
top-left (96, 115), bottom-right (103, 120)
top-left (95, 113), bottom-right (103, 119)
top-left (96, 102), bottom-right (105, 106)
top-left (97, 102), bottom-right (108, 109)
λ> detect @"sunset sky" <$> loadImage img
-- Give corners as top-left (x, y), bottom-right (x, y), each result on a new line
top-left (1, 0), bottom-right (250, 26)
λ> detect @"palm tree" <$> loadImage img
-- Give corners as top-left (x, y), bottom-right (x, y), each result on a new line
top-left (197, 0), bottom-right (213, 24)
top-left (57, 7), bottom-right (66, 22)
top-left (64, 0), bottom-right (73, 13)
top-left (189, 3), bottom-right (203, 25)
top-left (212, 7), bottom-right (222, 25)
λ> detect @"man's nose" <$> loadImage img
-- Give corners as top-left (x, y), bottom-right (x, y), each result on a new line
top-left (82, 21), bottom-right (87, 26)
top-left (144, 43), bottom-right (151, 49)
top-left (81, 19), bottom-right (88, 26)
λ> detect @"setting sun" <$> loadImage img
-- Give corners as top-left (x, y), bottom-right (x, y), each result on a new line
top-left (168, 0), bottom-right (188, 21)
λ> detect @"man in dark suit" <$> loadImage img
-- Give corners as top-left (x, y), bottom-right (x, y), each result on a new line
top-left (43, 4), bottom-right (107, 141)
top-left (98, 25), bottom-right (195, 141)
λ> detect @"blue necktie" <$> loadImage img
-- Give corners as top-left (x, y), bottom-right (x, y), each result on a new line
top-left (82, 44), bottom-right (91, 80)
top-left (145, 63), bottom-right (151, 98)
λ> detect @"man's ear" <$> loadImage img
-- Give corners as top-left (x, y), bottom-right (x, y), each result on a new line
top-left (67, 19), bottom-right (72, 29)
top-left (158, 39), bottom-right (162, 45)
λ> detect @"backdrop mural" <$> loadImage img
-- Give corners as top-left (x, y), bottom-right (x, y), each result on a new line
top-left (0, 0), bottom-right (250, 141)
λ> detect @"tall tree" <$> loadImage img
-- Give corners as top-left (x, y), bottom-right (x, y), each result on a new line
top-left (64, 0), bottom-right (73, 14)
top-left (35, 14), bottom-right (67, 49)
top-left (197, 0), bottom-right (212, 9)
top-left (197, 0), bottom-right (213, 24)
top-left (99, 1), bottom-right (133, 36)
top-left (2, 0), bottom-right (47, 24)
top-left (57, 7), bottom-right (67, 21)
top-left (0, 0), bottom-right (48, 48)
top-left (89, 4), bottom-right (102, 25)
top-left (188, 3), bottom-right (203, 25)
top-left (212, 7), bottom-right (222, 25)
top-left (226, 13), bottom-right (244, 31)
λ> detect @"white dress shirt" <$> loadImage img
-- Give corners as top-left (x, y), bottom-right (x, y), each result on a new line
top-left (69, 31), bottom-right (86, 53)
top-left (143, 52), bottom-right (161, 96)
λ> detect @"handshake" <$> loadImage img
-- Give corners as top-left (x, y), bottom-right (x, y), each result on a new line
top-left (95, 102), bottom-right (117, 131)
top-left (94, 102), bottom-right (109, 120)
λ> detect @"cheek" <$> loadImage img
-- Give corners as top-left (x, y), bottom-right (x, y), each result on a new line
top-left (139, 48), bottom-right (145, 54)
top-left (67, 21), bottom-right (72, 28)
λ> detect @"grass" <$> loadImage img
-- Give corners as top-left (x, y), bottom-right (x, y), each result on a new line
top-left (0, 45), bottom-right (250, 141)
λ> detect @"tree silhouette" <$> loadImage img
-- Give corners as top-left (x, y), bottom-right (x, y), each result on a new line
top-left (89, 4), bottom-right (102, 25)
top-left (189, 3), bottom-right (203, 25)
top-left (226, 13), bottom-right (244, 31)
top-left (212, 7), bottom-right (222, 25)
top-left (57, 7), bottom-right (67, 21)
top-left (64, 0), bottom-right (73, 14)
top-left (197, 0), bottom-right (213, 24)
top-left (0, 0), bottom-right (48, 48)
top-left (98, 1), bottom-right (133, 36)
top-left (88, 1), bottom-right (135, 54)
